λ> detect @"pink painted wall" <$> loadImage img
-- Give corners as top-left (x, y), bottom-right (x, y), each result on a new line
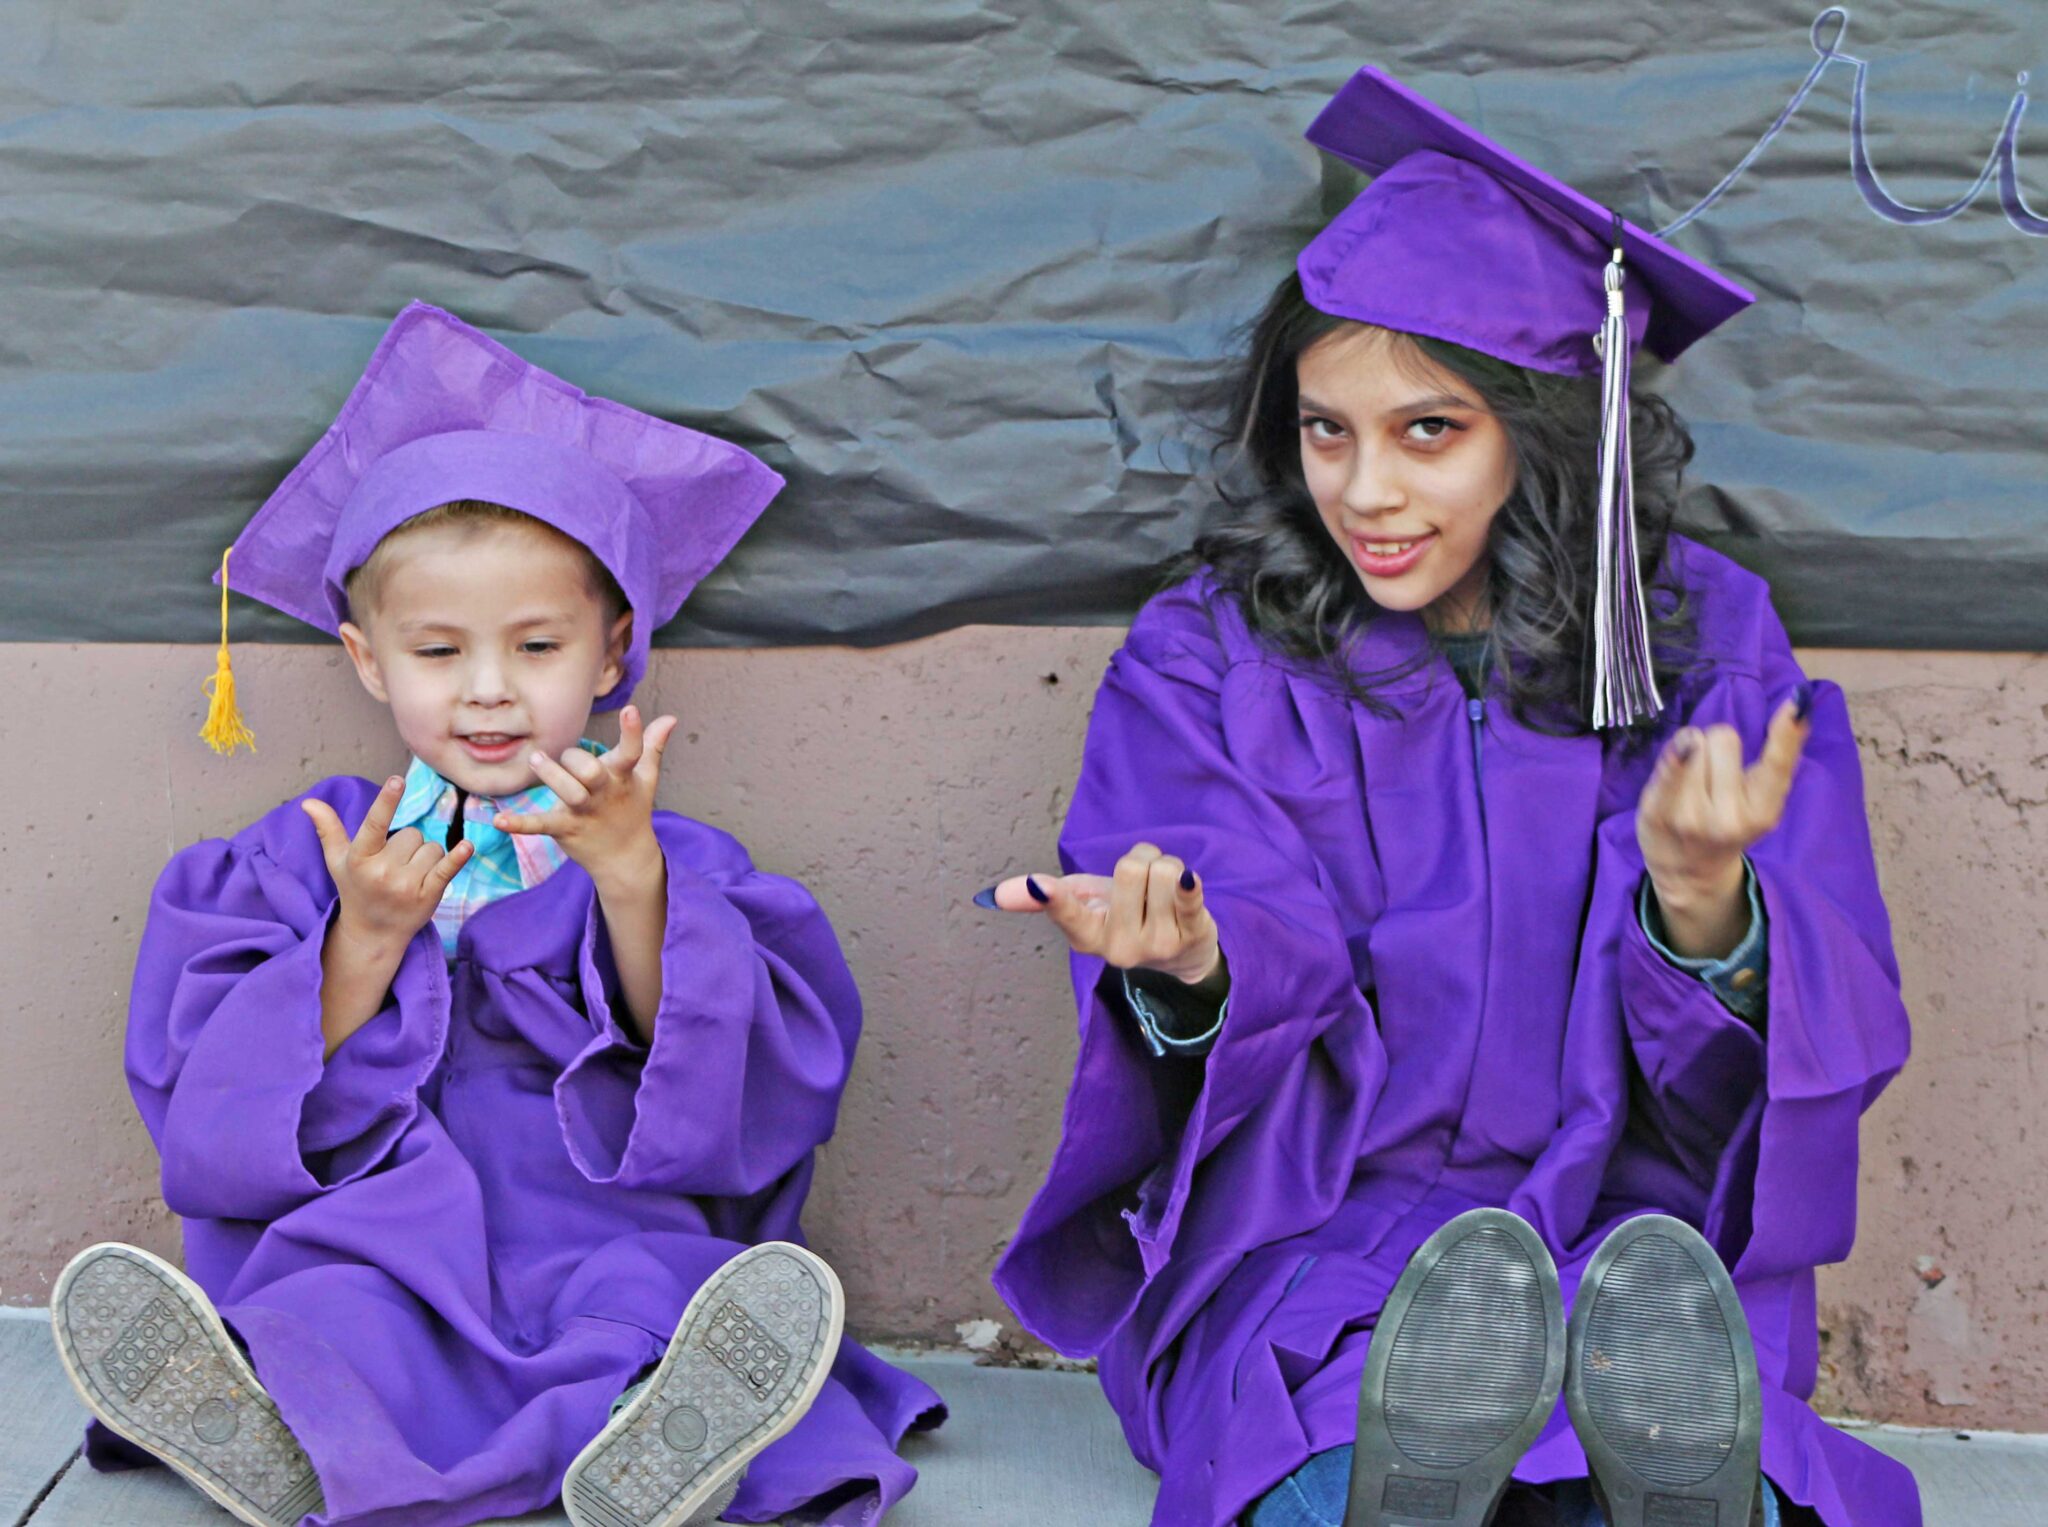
top-left (1, 637), bottom-right (2041, 1429)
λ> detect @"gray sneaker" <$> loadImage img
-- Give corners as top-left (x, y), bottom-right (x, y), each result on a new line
top-left (562, 1241), bottom-right (846, 1527)
top-left (51, 1242), bottom-right (326, 1527)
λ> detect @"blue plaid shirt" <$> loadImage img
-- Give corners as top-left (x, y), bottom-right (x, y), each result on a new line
top-left (389, 738), bottom-right (607, 958)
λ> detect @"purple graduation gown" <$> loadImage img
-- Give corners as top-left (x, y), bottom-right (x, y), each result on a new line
top-left (994, 539), bottom-right (1916, 1527)
top-left (95, 795), bottom-right (944, 1526)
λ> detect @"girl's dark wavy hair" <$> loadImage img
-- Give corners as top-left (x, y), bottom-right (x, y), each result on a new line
top-left (1184, 271), bottom-right (1700, 736)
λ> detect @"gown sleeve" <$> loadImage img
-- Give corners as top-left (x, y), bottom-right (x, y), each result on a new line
top-left (553, 813), bottom-right (861, 1198)
top-left (1612, 577), bottom-right (1910, 1275)
top-left (1639, 861), bottom-right (1769, 1025)
top-left (993, 582), bottom-right (1388, 1357)
top-left (125, 780), bottom-right (449, 1223)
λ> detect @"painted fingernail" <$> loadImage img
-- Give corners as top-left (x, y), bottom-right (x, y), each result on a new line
top-left (972, 886), bottom-right (999, 911)
top-left (1026, 876), bottom-right (1050, 905)
top-left (1793, 682), bottom-right (1815, 722)
top-left (1672, 732), bottom-right (1698, 761)
top-left (1179, 867), bottom-right (1197, 892)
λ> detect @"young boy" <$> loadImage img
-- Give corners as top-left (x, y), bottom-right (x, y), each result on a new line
top-left (50, 302), bottom-right (943, 1527)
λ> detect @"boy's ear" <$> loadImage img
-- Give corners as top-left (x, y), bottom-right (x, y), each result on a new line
top-left (337, 621), bottom-right (391, 704)
top-left (597, 609), bottom-right (634, 697)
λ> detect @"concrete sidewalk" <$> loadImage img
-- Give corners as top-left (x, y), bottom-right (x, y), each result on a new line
top-left (2, 1315), bottom-right (2036, 1525)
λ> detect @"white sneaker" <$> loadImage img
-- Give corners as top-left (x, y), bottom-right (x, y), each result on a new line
top-left (562, 1241), bottom-right (846, 1527)
top-left (51, 1242), bottom-right (326, 1527)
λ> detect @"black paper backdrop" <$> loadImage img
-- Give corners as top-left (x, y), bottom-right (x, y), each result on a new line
top-left (1, 1), bottom-right (2042, 648)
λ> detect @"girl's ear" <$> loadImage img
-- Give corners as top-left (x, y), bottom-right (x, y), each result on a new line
top-left (597, 609), bottom-right (634, 696)
top-left (337, 621), bottom-right (390, 703)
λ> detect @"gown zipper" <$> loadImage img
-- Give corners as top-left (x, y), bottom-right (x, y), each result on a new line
top-left (1447, 682), bottom-right (1492, 1172)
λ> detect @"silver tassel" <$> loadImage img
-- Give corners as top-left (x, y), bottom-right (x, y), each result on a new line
top-left (1589, 228), bottom-right (1661, 730)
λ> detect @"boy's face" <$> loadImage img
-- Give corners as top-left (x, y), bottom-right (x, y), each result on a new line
top-left (337, 521), bottom-right (633, 796)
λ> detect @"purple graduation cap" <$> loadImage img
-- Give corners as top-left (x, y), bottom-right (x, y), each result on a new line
top-left (199, 302), bottom-right (784, 754)
top-left (1299, 67), bottom-right (1756, 728)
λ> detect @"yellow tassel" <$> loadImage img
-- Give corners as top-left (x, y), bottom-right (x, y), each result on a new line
top-left (199, 546), bottom-right (257, 756)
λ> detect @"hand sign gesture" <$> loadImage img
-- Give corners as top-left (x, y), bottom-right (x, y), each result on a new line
top-left (302, 774), bottom-right (472, 952)
top-left (982, 842), bottom-right (1225, 989)
top-left (1636, 685), bottom-right (1813, 954)
top-left (493, 704), bottom-right (677, 885)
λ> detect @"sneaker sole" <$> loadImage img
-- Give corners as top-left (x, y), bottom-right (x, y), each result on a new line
top-left (1565, 1215), bottom-right (1761, 1527)
top-left (562, 1241), bottom-right (845, 1527)
top-left (49, 1242), bottom-right (326, 1527)
top-left (1346, 1208), bottom-right (1566, 1526)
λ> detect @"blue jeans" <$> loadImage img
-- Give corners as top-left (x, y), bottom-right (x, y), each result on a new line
top-left (1248, 1446), bottom-right (1786, 1527)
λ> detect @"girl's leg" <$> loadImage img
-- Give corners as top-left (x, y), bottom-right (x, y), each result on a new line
top-left (1546, 1478), bottom-right (1605, 1526)
top-left (1247, 1445), bottom-right (1351, 1527)
top-left (1758, 1477), bottom-right (1795, 1526)
top-left (1248, 1448), bottom-right (1564, 1527)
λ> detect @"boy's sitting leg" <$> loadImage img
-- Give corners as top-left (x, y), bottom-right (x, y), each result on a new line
top-left (563, 1240), bottom-right (845, 1527)
top-left (53, 1242), bottom-right (326, 1527)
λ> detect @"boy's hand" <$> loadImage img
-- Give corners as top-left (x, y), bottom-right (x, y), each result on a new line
top-left (495, 705), bottom-right (677, 889)
top-left (303, 775), bottom-right (472, 951)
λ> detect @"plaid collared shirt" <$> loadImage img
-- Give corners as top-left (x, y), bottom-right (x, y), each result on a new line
top-left (389, 738), bottom-right (607, 958)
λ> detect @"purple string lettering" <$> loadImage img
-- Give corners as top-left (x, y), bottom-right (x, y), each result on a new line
top-left (1658, 7), bottom-right (2046, 238)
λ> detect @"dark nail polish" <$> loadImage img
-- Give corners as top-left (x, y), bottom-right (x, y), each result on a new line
top-left (1793, 682), bottom-right (1815, 723)
top-left (1026, 876), bottom-right (1050, 905)
top-left (972, 886), bottom-right (999, 911)
top-left (1179, 867), bottom-right (1197, 892)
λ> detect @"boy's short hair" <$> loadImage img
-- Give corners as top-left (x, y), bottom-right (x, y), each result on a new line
top-left (343, 500), bottom-right (630, 630)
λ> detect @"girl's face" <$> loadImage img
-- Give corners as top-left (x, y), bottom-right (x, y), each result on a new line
top-left (338, 521), bottom-right (632, 796)
top-left (1295, 325), bottom-right (1517, 632)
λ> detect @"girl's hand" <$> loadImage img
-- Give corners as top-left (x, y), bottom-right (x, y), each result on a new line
top-left (303, 774), bottom-right (472, 951)
top-left (494, 705), bottom-right (677, 890)
top-left (1635, 689), bottom-right (1812, 955)
top-left (984, 842), bottom-right (1223, 987)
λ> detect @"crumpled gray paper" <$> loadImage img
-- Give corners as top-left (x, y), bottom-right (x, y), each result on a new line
top-left (1, 0), bottom-right (2041, 649)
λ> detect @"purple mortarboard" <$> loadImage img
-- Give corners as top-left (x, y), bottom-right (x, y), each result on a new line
top-left (199, 301), bottom-right (784, 754)
top-left (1299, 66), bottom-right (1756, 727)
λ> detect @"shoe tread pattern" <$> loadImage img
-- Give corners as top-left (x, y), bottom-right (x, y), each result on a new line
top-left (53, 1246), bottom-right (324, 1527)
top-left (565, 1247), bottom-right (835, 1527)
top-left (1348, 1209), bottom-right (1566, 1527)
top-left (1385, 1227), bottom-right (1553, 1471)
top-left (1579, 1234), bottom-right (1740, 1488)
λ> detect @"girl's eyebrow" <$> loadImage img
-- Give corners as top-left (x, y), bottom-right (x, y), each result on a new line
top-left (1296, 390), bottom-right (1482, 420)
top-left (1384, 391), bottom-right (1482, 417)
